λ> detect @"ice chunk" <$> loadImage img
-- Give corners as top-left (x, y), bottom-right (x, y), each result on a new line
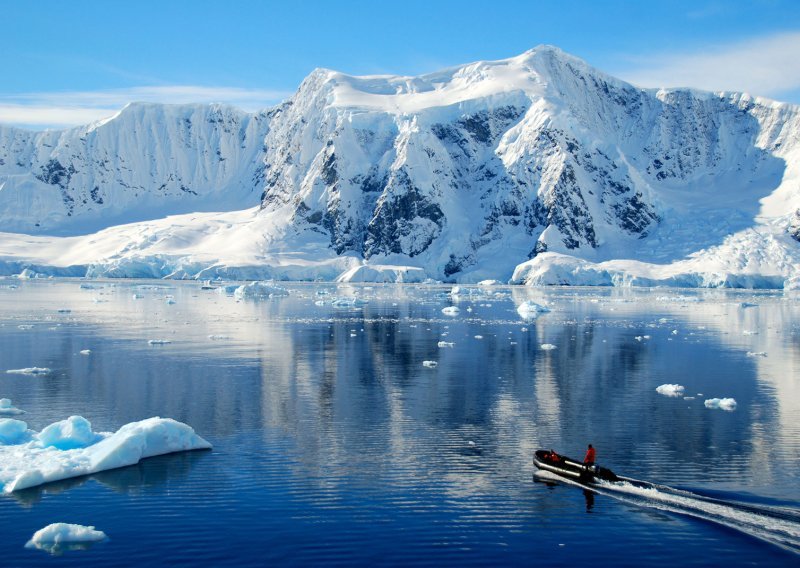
top-left (746, 351), bottom-right (767, 357)
top-left (0, 399), bottom-right (25, 415)
top-left (0, 416), bottom-right (211, 493)
top-left (540, 344), bottom-right (557, 350)
top-left (0, 419), bottom-right (30, 444)
top-left (147, 339), bottom-right (171, 345)
top-left (6, 367), bottom-right (51, 376)
top-left (478, 280), bottom-right (501, 286)
top-left (331, 297), bottom-right (369, 308)
top-left (656, 384), bottom-right (685, 397)
top-left (437, 341), bottom-right (455, 348)
top-left (215, 285), bottom-right (239, 296)
top-left (234, 281), bottom-right (289, 299)
top-left (441, 306), bottom-right (460, 316)
top-left (25, 523), bottom-right (107, 554)
top-left (422, 361), bottom-right (438, 368)
top-left (517, 300), bottom-right (549, 319)
top-left (739, 302), bottom-right (758, 308)
top-left (704, 398), bottom-right (737, 411)
top-left (79, 349), bottom-right (92, 355)
top-left (37, 416), bottom-right (101, 450)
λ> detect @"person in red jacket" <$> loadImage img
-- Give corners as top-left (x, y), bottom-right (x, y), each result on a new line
top-left (584, 444), bottom-right (596, 467)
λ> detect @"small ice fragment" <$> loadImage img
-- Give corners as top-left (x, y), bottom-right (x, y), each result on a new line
top-left (422, 361), bottom-right (438, 368)
top-left (704, 398), bottom-right (737, 411)
top-left (540, 344), bottom-right (557, 350)
top-left (314, 300), bottom-right (325, 306)
top-left (0, 399), bottom-right (25, 416)
top-left (208, 335), bottom-right (229, 341)
top-left (57, 309), bottom-right (71, 314)
top-left (683, 396), bottom-right (695, 400)
top-left (79, 349), bottom-right (91, 356)
top-left (147, 339), bottom-right (171, 345)
top-left (6, 367), bottom-right (51, 376)
top-left (671, 330), bottom-right (679, 335)
top-left (635, 336), bottom-right (643, 342)
top-left (746, 351), bottom-right (767, 357)
top-left (165, 298), bottom-right (176, 305)
top-left (0, 418), bottom-right (29, 444)
top-left (656, 384), bottom-right (685, 397)
top-left (18, 324), bottom-right (33, 330)
top-left (441, 306), bottom-right (460, 316)
top-left (132, 293), bottom-right (143, 299)
top-left (25, 523), bottom-right (107, 553)
top-left (474, 335), bottom-right (483, 339)
top-left (740, 302), bottom-right (758, 308)
top-left (234, 281), bottom-right (289, 300)
top-left (743, 330), bottom-right (758, 335)
top-left (437, 341), bottom-right (455, 348)
top-left (468, 441), bottom-right (475, 446)
top-left (517, 300), bottom-right (549, 319)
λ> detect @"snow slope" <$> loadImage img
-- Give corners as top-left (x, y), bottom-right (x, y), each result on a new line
top-left (1, 46), bottom-right (800, 287)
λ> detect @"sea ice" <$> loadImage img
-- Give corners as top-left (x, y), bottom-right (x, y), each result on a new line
top-left (25, 523), bottom-right (107, 553)
top-left (540, 344), bottom-right (557, 350)
top-left (422, 361), bottom-right (438, 368)
top-left (516, 300), bottom-right (550, 319)
top-left (0, 399), bottom-right (25, 415)
top-left (656, 384), bottom-right (685, 397)
top-left (147, 339), bottom-right (172, 345)
top-left (331, 297), bottom-right (369, 308)
top-left (746, 351), bottom-right (767, 357)
top-left (437, 341), bottom-right (455, 348)
top-left (704, 398), bottom-right (737, 411)
top-left (6, 367), bottom-right (51, 376)
top-left (441, 306), bottom-right (460, 316)
top-left (79, 349), bottom-right (92, 355)
top-left (0, 416), bottom-right (211, 493)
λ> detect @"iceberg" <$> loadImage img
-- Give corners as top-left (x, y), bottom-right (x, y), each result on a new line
top-left (233, 281), bottom-right (289, 299)
top-left (6, 367), bottom-right (52, 376)
top-left (26, 523), bottom-right (107, 554)
top-left (656, 384), bottom-right (686, 397)
top-left (704, 398), bottom-right (738, 411)
top-left (441, 306), bottom-right (460, 316)
top-left (516, 300), bottom-right (550, 319)
top-left (0, 416), bottom-right (211, 493)
top-left (0, 398), bottom-right (25, 416)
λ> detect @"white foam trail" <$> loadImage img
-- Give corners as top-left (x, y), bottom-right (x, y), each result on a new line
top-left (534, 471), bottom-right (800, 553)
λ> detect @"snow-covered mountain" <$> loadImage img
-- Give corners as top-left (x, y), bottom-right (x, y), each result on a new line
top-left (2, 46), bottom-right (800, 287)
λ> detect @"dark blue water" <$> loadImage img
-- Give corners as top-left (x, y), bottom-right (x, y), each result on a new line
top-left (1, 280), bottom-right (799, 566)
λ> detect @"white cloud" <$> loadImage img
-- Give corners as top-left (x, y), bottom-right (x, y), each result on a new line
top-left (0, 86), bottom-right (292, 129)
top-left (613, 31), bottom-right (800, 101)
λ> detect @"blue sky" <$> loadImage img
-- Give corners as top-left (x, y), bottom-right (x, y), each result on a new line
top-left (3, 0), bottom-right (800, 128)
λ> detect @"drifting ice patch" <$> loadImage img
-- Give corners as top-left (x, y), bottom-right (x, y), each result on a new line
top-left (746, 351), bottom-right (767, 357)
top-left (517, 300), bottom-right (549, 319)
top-left (6, 367), bottom-right (51, 376)
top-left (540, 344), bottom-right (557, 350)
top-left (0, 416), bottom-right (211, 493)
top-left (234, 281), bottom-right (289, 299)
top-left (79, 349), bottom-right (92, 356)
top-left (0, 419), bottom-right (30, 444)
top-left (25, 523), bottom-right (107, 554)
top-left (422, 361), bottom-right (438, 368)
top-left (331, 297), bottom-right (369, 308)
top-left (438, 341), bottom-right (455, 348)
top-left (704, 398), bottom-right (737, 411)
top-left (147, 339), bottom-right (171, 345)
top-left (656, 384), bottom-right (685, 397)
top-left (441, 306), bottom-right (460, 316)
top-left (0, 399), bottom-right (25, 416)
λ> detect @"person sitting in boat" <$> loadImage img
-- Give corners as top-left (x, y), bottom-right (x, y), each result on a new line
top-left (547, 449), bottom-right (562, 463)
top-left (583, 444), bottom-right (596, 467)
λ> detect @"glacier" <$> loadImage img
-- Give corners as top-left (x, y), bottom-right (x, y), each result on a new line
top-left (1, 46), bottom-right (800, 288)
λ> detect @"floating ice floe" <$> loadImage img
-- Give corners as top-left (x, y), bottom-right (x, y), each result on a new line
top-left (704, 398), bottom-right (737, 411)
top-left (233, 281), bottom-right (289, 300)
top-left (0, 399), bottom-right (25, 416)
top-left (25, 523), bottom-right (107, 554)
top-left (0, 416), bottom-right (211, 493)
top-left (746, 351), bottom-right (767, 357)
top-left (215, 284), bottom-right (239, 296)
top-left (516, 300), bottom-right (550, 319)
top-left (437, 341), bottom-right (455, 348)
top-left (656, 384), bottom-right (685, 397)
top-left (331, 297), bottom-right (369, 308)
top-left (208, 335), bottom-right (230, 341)
top-left (441, 306), bottom-right (460, 316)
top-left (478, 279), bottom-right (501, 286)
top-left (79, 349), bottom-right (92, 356)
top-left (6, 367), bottom-right (51, 376)
top-left (422, 361), bottom-right (438, 368)
top-left (739, 302), bottom-right (758, 309)
top-left (147, 339), bottom-right (171, 345)
top-left (540, 344), bottom-right (557, 350)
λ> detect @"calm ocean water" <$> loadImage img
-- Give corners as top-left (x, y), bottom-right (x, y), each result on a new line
top-left (0, 279), bottom-right (799, 566)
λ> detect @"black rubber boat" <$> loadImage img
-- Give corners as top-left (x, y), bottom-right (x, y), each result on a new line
top-left (533, 449), bottom-right (620, 484)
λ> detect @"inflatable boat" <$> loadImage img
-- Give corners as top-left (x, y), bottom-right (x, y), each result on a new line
top-left (533, 449), bottom-right (620, 484)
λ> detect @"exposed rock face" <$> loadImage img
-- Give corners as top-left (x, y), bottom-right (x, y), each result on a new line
top-left (1, 46), bottom-right (799, 283)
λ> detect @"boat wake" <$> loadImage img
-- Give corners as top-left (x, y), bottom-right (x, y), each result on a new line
top-left (534, 470), bottom-right (800, 554)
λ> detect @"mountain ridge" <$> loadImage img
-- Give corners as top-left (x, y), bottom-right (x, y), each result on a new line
top-left (1, 46), bottom-right (799, 287)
